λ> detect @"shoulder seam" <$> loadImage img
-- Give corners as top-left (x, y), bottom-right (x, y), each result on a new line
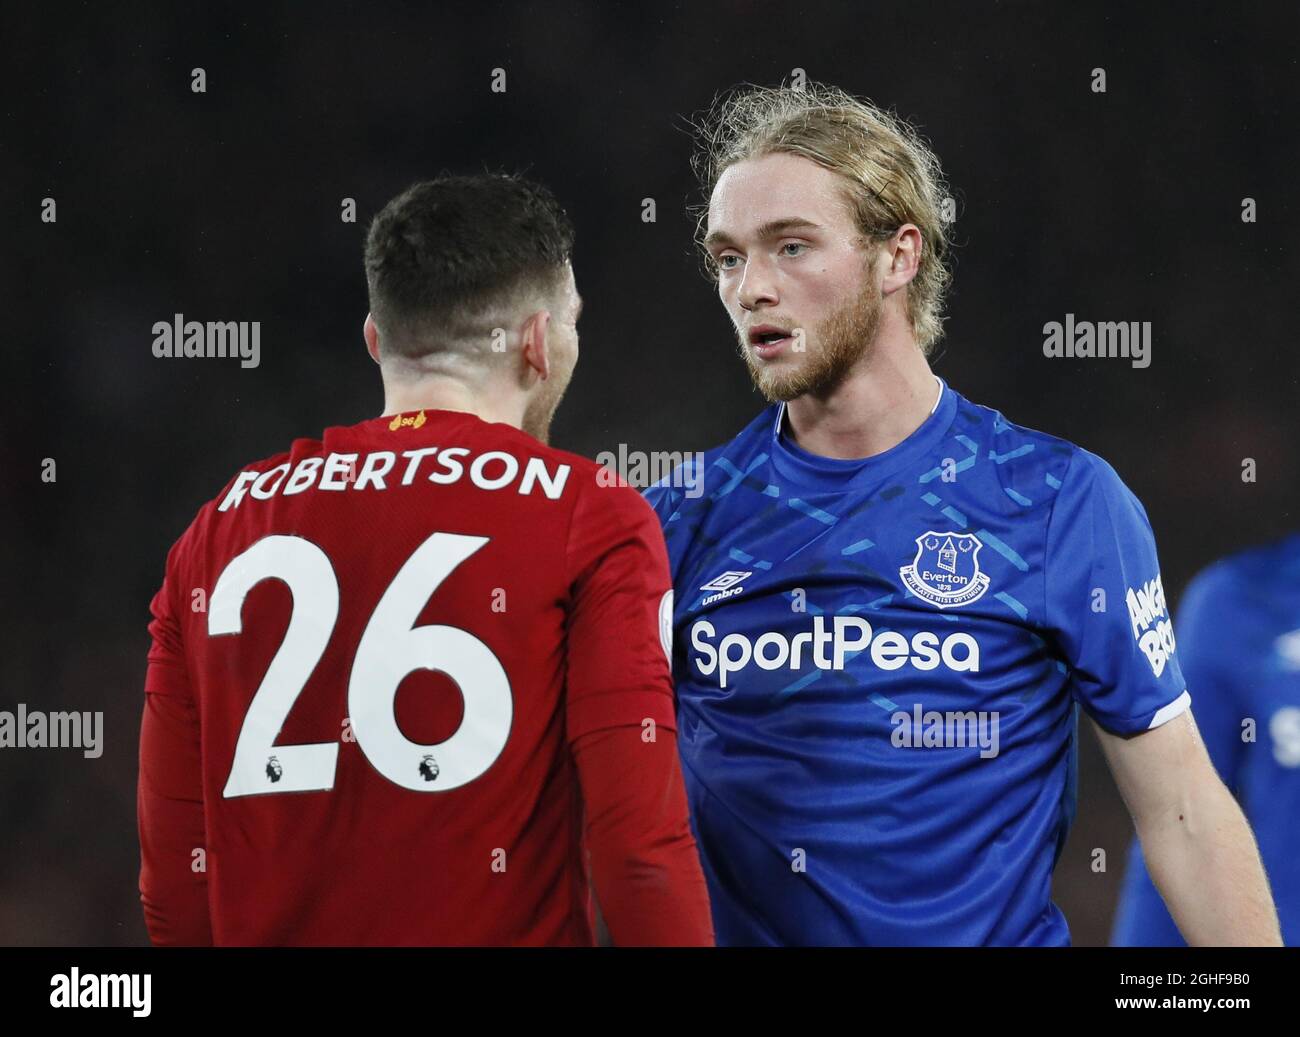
top-left (561, 466), bottom-right (591, 597)
top-left (1040, 446), bottom-right (1086, 629)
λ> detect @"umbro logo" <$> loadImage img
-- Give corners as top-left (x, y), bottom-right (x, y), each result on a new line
top-left (700, 570), bottom-right (752, 592)
top-left (700, 570), bottom-right (752, 605)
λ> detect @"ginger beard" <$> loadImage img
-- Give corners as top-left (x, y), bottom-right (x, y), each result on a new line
top-left (737, 262), bottom-right (884, 403)
top-left (521, 349), bottom-right (575, 444)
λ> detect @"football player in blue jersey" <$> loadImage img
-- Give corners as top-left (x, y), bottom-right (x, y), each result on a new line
top-left (643, 81), bottom-right (1280, 946)
top-left (1112, 535), bottom-right (1300, 946)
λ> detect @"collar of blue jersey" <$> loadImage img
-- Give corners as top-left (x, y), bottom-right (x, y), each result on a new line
top-left (769, 375), bottom-right (956, 492)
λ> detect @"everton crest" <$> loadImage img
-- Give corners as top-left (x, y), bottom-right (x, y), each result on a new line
top-left (899, 532), bottom-right (991, 609)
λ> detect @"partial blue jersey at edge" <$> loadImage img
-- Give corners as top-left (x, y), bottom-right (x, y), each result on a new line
top-left (1112, 534), bottom-right (1300, 946)
top-left (645, 381), bottom-right (1188, 946)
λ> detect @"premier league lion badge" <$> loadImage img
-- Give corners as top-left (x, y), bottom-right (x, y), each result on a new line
top-left (899, 532), bottom-right (991, 609)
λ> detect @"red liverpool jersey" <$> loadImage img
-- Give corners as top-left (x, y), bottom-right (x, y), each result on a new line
top-left (139, 408), bottom-right (699, 945)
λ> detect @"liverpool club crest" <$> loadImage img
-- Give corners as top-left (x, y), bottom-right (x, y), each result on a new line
top-left (899, 532), bottom-right (991, 609)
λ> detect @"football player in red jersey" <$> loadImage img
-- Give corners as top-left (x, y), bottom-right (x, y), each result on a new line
top-left (138, 174), bottom-right (714, 946)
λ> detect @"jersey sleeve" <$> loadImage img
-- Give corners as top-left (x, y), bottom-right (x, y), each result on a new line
top-left (1043, 449), bottom-right (1188, 735)
top-left (139, 527), bottom-right (211, 944)
top-left (144, 535), bottom-right (194, 699)
top-left (572, 725), bottom-right (714, 945)
top-left (564, 475), bottom-right (677, 743)
top-left (138, 690), bottom-right (212, 945)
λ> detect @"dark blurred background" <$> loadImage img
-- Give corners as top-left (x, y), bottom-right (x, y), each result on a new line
top-left (1, 1), bottom-right (1296, 945)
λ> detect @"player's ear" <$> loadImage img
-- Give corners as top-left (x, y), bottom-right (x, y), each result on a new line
top-left (880, 224), bottom-right (922, 296)
top-left (519, 308), bottom-right (553, 383)
top-left (363, 313), bottom-right (381, 364)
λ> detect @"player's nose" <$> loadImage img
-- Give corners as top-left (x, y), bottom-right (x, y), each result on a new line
top-left (736, 256), bottom-right (779, 311)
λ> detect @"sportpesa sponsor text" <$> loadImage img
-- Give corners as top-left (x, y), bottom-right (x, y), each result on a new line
top-left (691, 616), bottom-right (979, 689)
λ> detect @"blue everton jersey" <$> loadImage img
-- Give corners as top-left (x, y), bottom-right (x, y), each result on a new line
top-left (1113, 534), bottom-right (1300, 946)
top-left (644, 378), bottom-right (1189, 946)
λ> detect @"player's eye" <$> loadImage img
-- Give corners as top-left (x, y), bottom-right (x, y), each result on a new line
top-left (780, 242), bottom-right (807, 257)
top-left (716, 253), bottom-right (742, 271)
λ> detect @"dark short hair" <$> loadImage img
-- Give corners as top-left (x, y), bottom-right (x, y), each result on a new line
top-left (364, 173), bottom-right (575, 357)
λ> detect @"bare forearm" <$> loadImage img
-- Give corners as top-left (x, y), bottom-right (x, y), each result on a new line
top-left (1139, 777), bottom-right (1280, 946)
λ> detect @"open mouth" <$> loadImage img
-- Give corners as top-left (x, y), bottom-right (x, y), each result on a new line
top-left (749, 325), bottom-right (794, 356)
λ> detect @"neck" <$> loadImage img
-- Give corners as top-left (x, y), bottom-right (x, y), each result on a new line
top-left (783, 329), bottom-right (937, 461)
top-left (381, 374), bottom-right (523, 430)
